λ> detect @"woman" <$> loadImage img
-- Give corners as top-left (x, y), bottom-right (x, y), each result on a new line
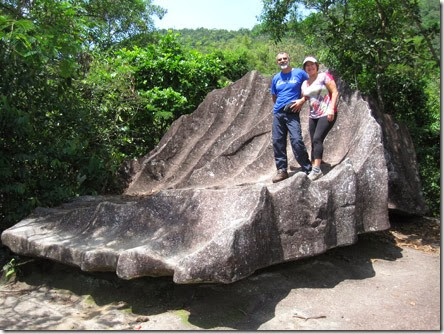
top-left (301, 56), bottom-right (339, 181)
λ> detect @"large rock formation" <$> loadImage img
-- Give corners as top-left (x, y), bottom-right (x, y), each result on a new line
top-left (1, 71), bottom-right (425, 283)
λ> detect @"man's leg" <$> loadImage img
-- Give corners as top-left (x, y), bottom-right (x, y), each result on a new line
top-left (287, 113), bottom-right (312, 173)
top-left (272, 113), bottom-right (288, 171)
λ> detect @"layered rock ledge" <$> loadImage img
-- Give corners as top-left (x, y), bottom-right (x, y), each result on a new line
top-left (1, 71), bottom-right (425, 283)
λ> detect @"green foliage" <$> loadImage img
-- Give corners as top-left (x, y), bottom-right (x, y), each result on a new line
top-left (82, 32), bottom-right (234, 159)
top-left (1, 0), bottom-right (166, 52)
top-left (81, 0), bottom-right (166, 49)
top-left (159, 28), bottom-right (309, 76)
top-left (416, 70), bottom-right (440, 215)
top-left (0, 257), bottom-right (34, 283)
top-left (1, 258), bottom-right (17, 283)
top-left (1, 4), bottom-right (81, 224)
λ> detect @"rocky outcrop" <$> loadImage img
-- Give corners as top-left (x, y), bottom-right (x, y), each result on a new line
top-left (367, 98), bottom-right (427, 216)
top-left (1, 71), bottom-right (424, 283)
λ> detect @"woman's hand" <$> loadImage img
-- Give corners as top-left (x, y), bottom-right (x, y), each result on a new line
top-left (291, 98), bottom-right (306, 112)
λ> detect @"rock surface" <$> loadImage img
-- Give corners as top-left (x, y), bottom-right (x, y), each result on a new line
top-left (1, 71), bottom-right (424, 283)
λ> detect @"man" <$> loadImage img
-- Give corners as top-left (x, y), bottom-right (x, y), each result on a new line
top-left (270, 52), bottom-right (312, 183)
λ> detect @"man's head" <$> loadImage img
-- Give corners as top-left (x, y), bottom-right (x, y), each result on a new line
top-left (276, 52), bottom-right (290, 70)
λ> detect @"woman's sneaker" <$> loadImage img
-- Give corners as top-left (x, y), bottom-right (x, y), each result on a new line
top-left (308, 169), bottom-right (323, 181)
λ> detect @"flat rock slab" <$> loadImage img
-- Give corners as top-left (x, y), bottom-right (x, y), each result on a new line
top-left (2, 71), bottom-right (424, 283)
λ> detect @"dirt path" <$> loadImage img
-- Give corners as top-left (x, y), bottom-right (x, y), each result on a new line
top-left (0, 216), bottom-right (440, 330)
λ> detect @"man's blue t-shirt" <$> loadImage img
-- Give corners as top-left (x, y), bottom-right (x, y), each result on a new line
top-left (270, 68), bottom-right (309, 114)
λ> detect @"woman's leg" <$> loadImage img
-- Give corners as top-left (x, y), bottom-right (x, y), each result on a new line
top-left (308, 117), bottom-right (318, 164)
top-left (311, 115), bottom-right (335, 164)
top-left (308, 115), bottom-right (335, 180)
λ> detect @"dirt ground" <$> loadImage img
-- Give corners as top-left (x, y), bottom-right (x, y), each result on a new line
top-left (0, 215), bottom-right (440, 330)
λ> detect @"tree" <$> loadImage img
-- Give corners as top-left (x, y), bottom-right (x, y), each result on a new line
top-left (0, 0), bottom-right (166, 50)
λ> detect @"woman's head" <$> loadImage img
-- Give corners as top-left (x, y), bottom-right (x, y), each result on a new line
top-left (303, 56), bottom-right (319, 72)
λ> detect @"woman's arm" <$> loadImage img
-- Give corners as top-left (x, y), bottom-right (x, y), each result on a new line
top-left (325, 79), bottom-right (338, 122)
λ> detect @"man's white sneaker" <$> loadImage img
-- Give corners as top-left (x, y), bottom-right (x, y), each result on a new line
top-left (308, 169), bottom-right (323, 181)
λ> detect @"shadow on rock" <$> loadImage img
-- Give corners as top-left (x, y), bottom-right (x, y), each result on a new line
top-left (7, 231), bottom-right (402, 330)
